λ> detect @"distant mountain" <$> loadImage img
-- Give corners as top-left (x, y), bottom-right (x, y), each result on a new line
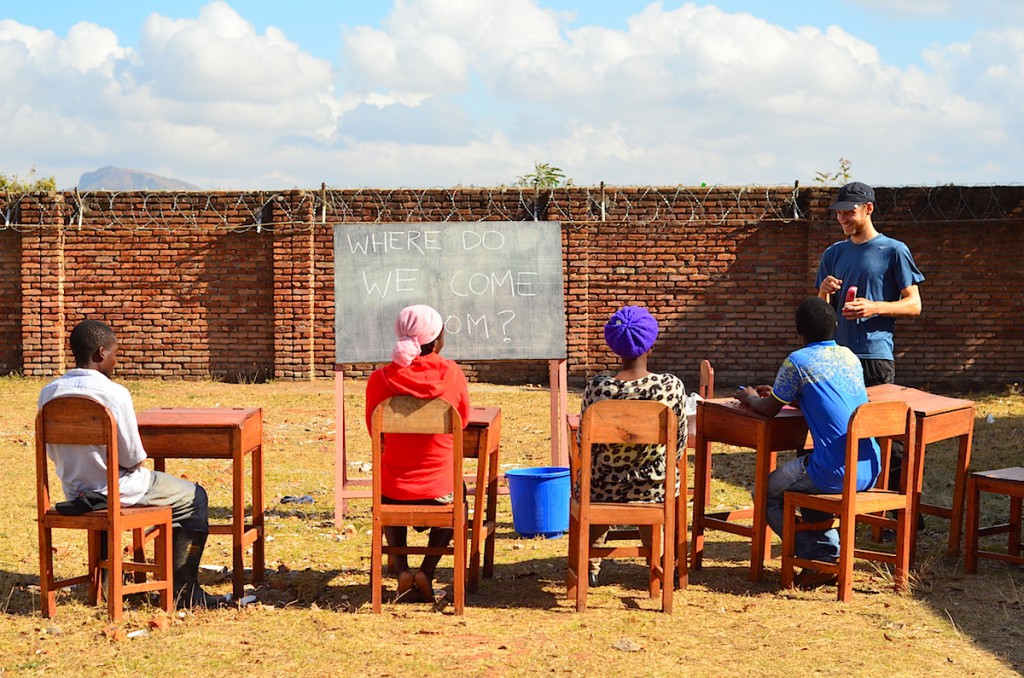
top-left (77, 166), bottom-right (200, 191)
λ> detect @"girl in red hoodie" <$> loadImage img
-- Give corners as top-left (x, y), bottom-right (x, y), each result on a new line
top-left (365, 304), bottom-right (471, 603)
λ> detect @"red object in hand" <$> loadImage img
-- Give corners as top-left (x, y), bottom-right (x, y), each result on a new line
top-left (845, 286), bottom-right (857, 304)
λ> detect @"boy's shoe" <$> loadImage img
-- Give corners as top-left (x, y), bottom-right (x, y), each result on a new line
top-left (793, 568), bottom-right (838, 590)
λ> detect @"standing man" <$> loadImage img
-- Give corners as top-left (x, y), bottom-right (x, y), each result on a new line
top-left (816, 181), bottom-right (925, 493)
top-left (817, 181), bottom-right (925, 386)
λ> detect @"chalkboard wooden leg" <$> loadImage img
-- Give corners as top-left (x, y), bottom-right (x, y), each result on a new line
top-left (549, 359), bottom-right (569, 467)
top-left (334, 366), bottom-right (348, 527)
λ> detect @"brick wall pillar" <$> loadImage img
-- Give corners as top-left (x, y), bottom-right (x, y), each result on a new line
top-left (272, 190), bottom-right (317, 379)
top-left (20, 194), bottom-right (69, 376)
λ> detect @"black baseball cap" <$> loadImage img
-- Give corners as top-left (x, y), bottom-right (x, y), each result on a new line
top-left (829, 181), bottom-right (875, 211)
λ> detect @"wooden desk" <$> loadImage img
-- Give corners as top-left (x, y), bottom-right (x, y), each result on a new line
top-left (867, 384), bottom-right (975, 558)
top-left (137, 407), bottom-right (265, 599)
top-left (691, 384), bottom-right (976, 582)
top-left (690, 399), bottom-right (810, 582)
top-left (461, 407), bottom-right (501, 590)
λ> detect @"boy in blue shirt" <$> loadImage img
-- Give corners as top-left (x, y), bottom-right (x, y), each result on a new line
top-left (735, 297), bottom-right (879, 589)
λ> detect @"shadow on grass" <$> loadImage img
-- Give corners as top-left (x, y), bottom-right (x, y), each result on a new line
top-left (208, 506), bottom-right (339, 522)
top-left (0, 568), bottom-right (46, 617)
top-left (255, 558), bottom-right (568, 613)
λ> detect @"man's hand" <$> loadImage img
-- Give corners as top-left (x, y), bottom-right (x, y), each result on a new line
top-left (841, 297), bottom-right (877, 320)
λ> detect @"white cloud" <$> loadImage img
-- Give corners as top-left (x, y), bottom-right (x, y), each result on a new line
top-left (137, 2), bottom-right (334, 103)
top-left (3, 0), bottom-right (1024, 189)
top-left (854, 0), bottom-right (1024, 24)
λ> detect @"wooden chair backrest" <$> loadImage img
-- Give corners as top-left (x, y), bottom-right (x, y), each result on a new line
top-left (36, 396), bottom-right (122, 519)
top-left (369, 396), bottom-right (464, 506)
top-left (576, 399), bottom-right (677, 510)
top-left (843, 400), bottom-right (915, 499)
top-left (698, 360), bottom-right (714, 400)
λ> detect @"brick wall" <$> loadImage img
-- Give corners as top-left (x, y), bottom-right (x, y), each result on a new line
top-left (0, 229), bottom-right (20, 374)
top-left (2, 185), bottom-right (1022, 391)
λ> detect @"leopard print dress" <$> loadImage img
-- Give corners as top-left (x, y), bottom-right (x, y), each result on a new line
top-left (578, 372), bottom-right (687, 503)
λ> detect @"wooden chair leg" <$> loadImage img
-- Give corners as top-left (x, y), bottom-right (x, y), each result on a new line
top-left (566, 513), bottom-right (580, 600)
top-left (467, 506), bottom-right (483, 593)
top-left (837, 514), bottom-right (856, 603)
top-left (575, 516), bottom-right (590, 612)
top-left (87, 530), bottom-right (103, 606)
top-left (453, 516), bottom-right (466, 616)
top-left (894, 505), bottom-right (912, 591)
top-left (964, 476), bottom-right (979, 574)
top-left (662, 518), bottom-right (674, 614)
top-left (781, 496), bottom-right (796, 589)
top-left (648, 525), bottom-right (661, 599)
top-left (371, 520), bottom-right (383, 614)
top-left (158, 523), bottom-right (173, 613)
top-left (108, 530), bottom-right (123, 621)
top-left (38, 523), bottom-right (56, 618)
top-left (676, 460), bottom-right (689, 590)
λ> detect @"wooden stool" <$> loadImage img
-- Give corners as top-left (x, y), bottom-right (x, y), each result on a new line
top-left (965, 467), bottom-right (1024, 573)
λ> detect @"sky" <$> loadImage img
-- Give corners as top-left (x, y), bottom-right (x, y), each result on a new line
top-left (2, 0), bottom-right (1024, 190)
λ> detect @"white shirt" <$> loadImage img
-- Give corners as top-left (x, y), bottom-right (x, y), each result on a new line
top-left (38, 369), bottom-right (153, 504)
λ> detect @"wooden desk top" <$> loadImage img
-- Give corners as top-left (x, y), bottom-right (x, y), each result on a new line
top-left (466, 406), bottom-right (500, 428)
top-left (137, 407), bottom-right (261, 428)
top-left (700, 398), bottom-right (806, 420)
top-left (697, 384), bottom-right (974, 422)
top-left (867, 384), bottom-right (974, 416)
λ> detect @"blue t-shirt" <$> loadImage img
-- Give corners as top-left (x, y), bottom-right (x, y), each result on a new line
top-left (771, 341), bottom-right (880, 493)
top-left (815, 233), bottom-right (925, 361)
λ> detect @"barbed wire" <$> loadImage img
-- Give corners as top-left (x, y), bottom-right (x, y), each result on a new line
top-left (2, 184), bottom-right (1022, 232)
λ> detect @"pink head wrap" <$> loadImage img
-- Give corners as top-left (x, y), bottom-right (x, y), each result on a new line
top-left (391, 304), bottom-right (444, 367)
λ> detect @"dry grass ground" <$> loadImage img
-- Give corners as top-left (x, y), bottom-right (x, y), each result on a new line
top-left (0, 375), bottom-right (1022, 676)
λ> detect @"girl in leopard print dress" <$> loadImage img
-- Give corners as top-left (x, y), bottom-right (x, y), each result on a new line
top-left (579, 305), bottom-right (687, 583)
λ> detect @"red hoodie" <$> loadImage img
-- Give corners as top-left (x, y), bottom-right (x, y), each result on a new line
top-left (365, 352), bottom-right (471, 500)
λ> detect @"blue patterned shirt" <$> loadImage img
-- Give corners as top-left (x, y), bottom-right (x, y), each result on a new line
top-left (771, 341), bottom-right (880, 492)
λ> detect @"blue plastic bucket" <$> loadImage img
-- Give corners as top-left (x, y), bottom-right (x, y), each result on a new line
top-left (504, 466), bottom-right (570, 538)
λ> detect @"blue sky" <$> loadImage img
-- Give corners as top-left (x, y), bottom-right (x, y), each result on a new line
top-left (2, 0), bottom-right (1023, 189)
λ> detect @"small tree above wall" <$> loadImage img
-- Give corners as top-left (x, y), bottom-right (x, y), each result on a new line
top-left (813, 158), bottom-right (852, 188)
top-left (514, 162), bottom-right (573, 189)
top-left (513, 162), bottom-right (573, 220)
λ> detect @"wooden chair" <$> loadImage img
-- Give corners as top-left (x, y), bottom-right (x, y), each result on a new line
top-left (698, 359), bottom-right (714, 399)
top-left (781, 400), bottom-right (916, 602)
top-left (686, 359), bottom-right (714, 450)
top-left (964, 467), bottom-right (1024, 573)
top-left (567, 399), bottom-right (679, 613)
top-left (36, 396), bottom-right (174, 620)
top-left (565, 358), bottom-right (709, 589)
top-left (370, 396), bottom-right (467, 614)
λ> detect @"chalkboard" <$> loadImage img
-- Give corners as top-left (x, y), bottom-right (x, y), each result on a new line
top-left (334, 221), bottom-right (567, 363)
